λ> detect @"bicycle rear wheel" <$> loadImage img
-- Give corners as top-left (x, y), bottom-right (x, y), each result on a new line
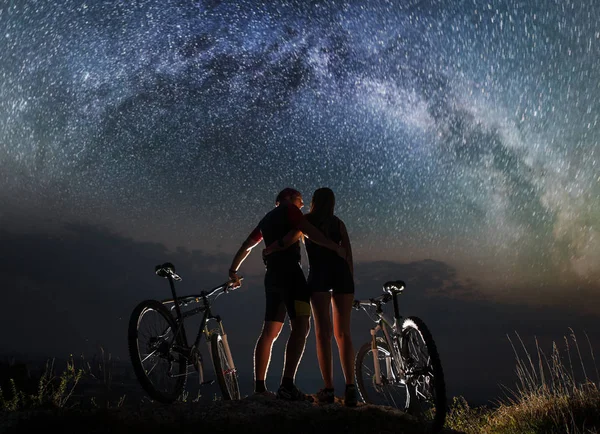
top-left (355, 337), bottom-right (409, 409)
top-left (401, 316), bottom-right (447, 432)
top-left (128, 299), bottom-right (188, 403)
top-left (211, 333), bottom-right (240, 400)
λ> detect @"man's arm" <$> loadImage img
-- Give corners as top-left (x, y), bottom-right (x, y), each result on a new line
top-left (296, 219), bottom-right (345, 258)
top-left (340, 220), bottom-right (354, 277)
top-left (229, 227), bottom-right (262, 285)
top-left (263, 229), bottom-right (303, 255)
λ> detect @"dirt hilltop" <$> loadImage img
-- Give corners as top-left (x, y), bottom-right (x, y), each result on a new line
top-left (2, 393), bottom-right (463, 434)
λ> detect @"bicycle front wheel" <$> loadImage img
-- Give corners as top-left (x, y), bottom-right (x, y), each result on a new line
top-left (211, 333), bottom-right (240, 400)
top-left (128, 299), bottom-right (188, 403)
top-left (401, 316), bottom-right (447, 432)
top-left (355, 337), bottom-right (409, 409)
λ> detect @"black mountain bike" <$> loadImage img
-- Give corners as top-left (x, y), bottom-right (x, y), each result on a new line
top-left (128, 262), bottom-right (241, 403)
top-left (354, 280), bottom-right (447, 433)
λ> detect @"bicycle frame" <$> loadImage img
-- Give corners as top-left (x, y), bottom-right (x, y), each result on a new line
top-left (160, 274), bottom-right (237, 382)
top-left (356, 292), bottom-right (405, 386)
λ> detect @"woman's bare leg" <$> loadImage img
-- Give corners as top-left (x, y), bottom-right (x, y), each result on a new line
top-left (332, 293), bottom-right (355, 385)
top-left (311, 292), bottom-right (333, 389)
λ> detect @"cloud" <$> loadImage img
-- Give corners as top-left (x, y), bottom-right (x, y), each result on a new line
top-left (354, 258), bottom-right (480, 298)
top-left (0, 222), bottom-right (237, 359)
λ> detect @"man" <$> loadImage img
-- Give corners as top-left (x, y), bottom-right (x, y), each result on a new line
top-left (228, 187), bottom-right (344, 400)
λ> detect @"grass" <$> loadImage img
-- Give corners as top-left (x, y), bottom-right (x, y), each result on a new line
top-left (0, 355), bottom-right (84, 410)
top-left (447, 329), bottom-right (600, 433)
top-left (0, 347), bottom-right (211, 412)
top-left (0, 348), bottom-right (126, 410)
top-left (3, 331), bottom-right (600, 434)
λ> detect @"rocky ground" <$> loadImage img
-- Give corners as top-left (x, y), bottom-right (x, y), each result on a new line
top-left (1, 393), bottom-right (464, 434)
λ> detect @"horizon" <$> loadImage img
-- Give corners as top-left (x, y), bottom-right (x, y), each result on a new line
top-left (1, 221), bottom-right (599, 406)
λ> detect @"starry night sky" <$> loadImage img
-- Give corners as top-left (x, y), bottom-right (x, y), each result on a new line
top-left (1, 0), bottom-right (599, 403)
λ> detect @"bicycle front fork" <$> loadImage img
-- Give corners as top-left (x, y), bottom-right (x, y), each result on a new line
top-left (219, 321), bottom-right (236, 371)
top-left (371, 326), bottom-right (393, 386)
top-left (206, 321), bottom-right (236, 370)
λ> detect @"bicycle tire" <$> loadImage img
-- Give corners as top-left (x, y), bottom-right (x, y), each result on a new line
top-left (355, 337), bottom-right (410, 408)
top-left (401, 316), bottom-right (447, 433)
top-left (128, 299), bottom-right (188, 403)
top-left (211, 333), bottom-right (240, 400)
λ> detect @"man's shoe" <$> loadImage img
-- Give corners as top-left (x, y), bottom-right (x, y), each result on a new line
top-left (344, 384), bottom-right (358, 407)
top-left (276, 384), bottom-right (314, 402)
top-left (316, 388), bottom-right (335, 404)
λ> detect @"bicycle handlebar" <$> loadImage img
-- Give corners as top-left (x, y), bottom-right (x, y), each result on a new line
top-left (162, 277), bottom-right (243, 305)
top-left (205, 277), bottom-right (244, 297)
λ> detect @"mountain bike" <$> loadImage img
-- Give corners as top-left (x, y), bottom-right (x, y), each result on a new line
top-left (128, 262), bottom-right (241, 403)
top-left (353, 280), bottom-right (447, 432)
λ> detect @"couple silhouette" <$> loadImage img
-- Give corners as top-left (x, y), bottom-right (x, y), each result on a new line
top-left (228, 187), bottom-right (357, 406)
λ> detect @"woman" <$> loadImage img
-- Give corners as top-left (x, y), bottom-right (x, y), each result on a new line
top-left (263, 187), bottom-right (357, 406)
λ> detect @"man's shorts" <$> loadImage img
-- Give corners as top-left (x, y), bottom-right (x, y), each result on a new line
top-left (264, 263), bottom-right (311, 322)
top-left (308, 259), bottom-right (355, 295)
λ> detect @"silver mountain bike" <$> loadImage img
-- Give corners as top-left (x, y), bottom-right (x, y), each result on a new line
top-left (128, 262), bottom-right (241, 403)
top-left (354, 280), bottom-right (447, 432)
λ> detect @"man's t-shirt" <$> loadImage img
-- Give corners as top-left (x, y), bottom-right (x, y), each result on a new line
top-left (248, 202), bottom-right (304, 268)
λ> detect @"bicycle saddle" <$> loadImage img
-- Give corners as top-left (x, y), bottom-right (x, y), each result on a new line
top-left (383, 280), bottom-right (405, 294)
top-left (155, 262), bottom-right (180, 280)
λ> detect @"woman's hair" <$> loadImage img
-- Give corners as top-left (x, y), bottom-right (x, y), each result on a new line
top-left (308, 187), bottom-right (335, 230)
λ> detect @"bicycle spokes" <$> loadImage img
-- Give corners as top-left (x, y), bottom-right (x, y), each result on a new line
top-left (401, 325), bottom-right (442, 429)
top-left (218, 341), bottom-right (238, 396)
top-left (136, 306), bottom-right (187, 396)
top-left (356, 341), bottom-right (410, 409)
top-left (404, 331), bottom-right (435, 396)
top-left (211, 333), bottom-right (240, 400)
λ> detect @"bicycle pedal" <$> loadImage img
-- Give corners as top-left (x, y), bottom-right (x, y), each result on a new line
top-left (201, 380), bottom-right (215, 386)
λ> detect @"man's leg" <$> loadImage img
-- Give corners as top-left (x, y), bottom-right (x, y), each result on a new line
top-left (255, 286), bottom-right (286, 393)
top-left (254, 320), bottom-right (284, 392)
top-left (276, 265), bottom-right (313, 400)
top-left (281, 314), bottom-right (311, 381)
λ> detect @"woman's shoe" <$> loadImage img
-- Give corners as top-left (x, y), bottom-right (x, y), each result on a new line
top-left (316, 387), bottom-right (335, 404)
top-left (344, 384), bottom-right (358, 407)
